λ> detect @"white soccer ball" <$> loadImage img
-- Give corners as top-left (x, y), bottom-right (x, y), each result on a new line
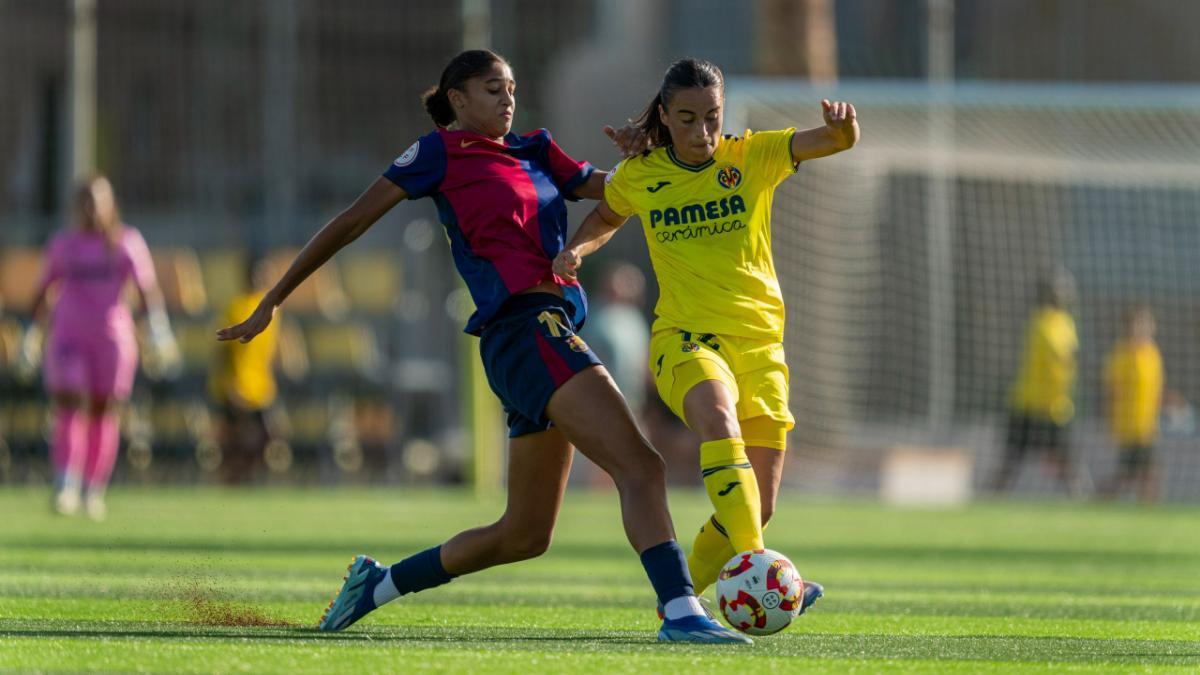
top-left (715, 549), bottom-right (804, 636)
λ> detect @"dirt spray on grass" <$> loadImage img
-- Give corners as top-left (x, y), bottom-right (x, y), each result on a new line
top-left (163, 565), bottom-right (298, 628)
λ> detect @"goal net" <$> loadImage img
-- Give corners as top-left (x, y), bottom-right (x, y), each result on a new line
top-left (726, 80), bottom-right (1200, 501)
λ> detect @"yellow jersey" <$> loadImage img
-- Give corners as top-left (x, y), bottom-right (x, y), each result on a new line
top-left (1009, 307), bottom-right (1077, 424)
top-left (604, 129), bottom-right (797, 340)
top-left (209, 292), bottom-right (279, 410)
top-left (1104, 339), bottom-right (1163, 445)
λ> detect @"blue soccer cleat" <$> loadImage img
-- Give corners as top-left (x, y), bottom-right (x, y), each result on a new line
top-left (658, 613), bottom-right (754, 644)
top-left (317, 554), bottom-right (388, 631)
top-left (800, 579), bottom-right (824, 615)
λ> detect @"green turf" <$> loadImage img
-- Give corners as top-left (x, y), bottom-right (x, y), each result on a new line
top-left (1, 487), bottom-right (1197, 673)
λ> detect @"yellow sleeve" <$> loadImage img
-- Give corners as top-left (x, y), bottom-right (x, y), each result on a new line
top-left (602, 159), bottom-right (637, 218)
top-left (746, 128), bottom-right (798, 187)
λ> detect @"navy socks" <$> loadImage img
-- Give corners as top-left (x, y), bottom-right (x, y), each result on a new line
top-left (639, 540), bottom-right (696, 606)
top-left (389, 545), bottom-right (457, 596)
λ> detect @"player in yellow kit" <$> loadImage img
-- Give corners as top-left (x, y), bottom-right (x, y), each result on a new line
top-left (991, 272), bottom-right (1080, 495)
top-left (554, 58), bottom-right (858, 610)
top-left (1100, 305), bottom-right (1164, 503)
top-left (209, 259), bottom-right (281, 483)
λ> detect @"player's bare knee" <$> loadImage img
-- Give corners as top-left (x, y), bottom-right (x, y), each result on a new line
top-left (641, 449), bottom-right (668, 485)
top-left (504, 531), bottom-right (553, 562)
top-left (612, 444), bottom-right (666, 491)
top-left (493, 514), bottom-right (554, 562)
top-left (760, 498), bottom-right (776, 525)
top-left (692, 405), bottom-right (740, 441)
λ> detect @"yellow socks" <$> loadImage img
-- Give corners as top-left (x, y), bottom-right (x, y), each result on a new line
top-left (687, 515), bottom-right (736, 595)
top-left (699, 438), bottom-right (763, 553)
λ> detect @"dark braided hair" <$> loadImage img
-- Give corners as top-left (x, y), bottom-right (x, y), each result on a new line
top-left (421, 49), bottom-right (510, 127)
top-left (633, 58), bottom-right (725, 148)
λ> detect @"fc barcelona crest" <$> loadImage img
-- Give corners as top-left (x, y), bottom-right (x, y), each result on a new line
top-left (566, 335), bottom-right (590, 353)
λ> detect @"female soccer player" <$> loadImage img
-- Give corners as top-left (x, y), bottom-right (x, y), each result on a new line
top-left (554, 58), bottom-right (860, 606)
top-left (28, 175), bottom-right (174, 520)
top-left (991, 272), bottom-right (1079, 495)
top-left (1100, 305), bottom-right (1163, 503)
top-left (217, 50), bottom-right (748, 644)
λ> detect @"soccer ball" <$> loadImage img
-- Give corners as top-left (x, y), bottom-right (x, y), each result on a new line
top-left (715, 549), bottom-right (804, 636)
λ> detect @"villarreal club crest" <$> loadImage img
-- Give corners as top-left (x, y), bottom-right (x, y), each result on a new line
top-left (716, 165), bottom-right (743, 190)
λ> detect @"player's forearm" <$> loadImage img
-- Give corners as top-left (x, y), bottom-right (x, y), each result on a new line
top-left (791, 126), bottom-right (856, 162)
top-left (139, 286), bottom-right (169, 321)
top-left (28, 286), bottom-right (48, 323)
top-left (565, 210), bottom-right (621, 260)
top-left (267, 178), bottom-right (401, 308)
top-left (266, 213), bottom-right (362, 307)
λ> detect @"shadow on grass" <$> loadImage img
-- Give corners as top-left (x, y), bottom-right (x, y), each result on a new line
top-left (2, 622), bottom-right (1199, 664)
top-left (0, 622), bottom-right (651, 646)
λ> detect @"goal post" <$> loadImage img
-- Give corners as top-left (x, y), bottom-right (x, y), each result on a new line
top-left (725, 79), bottom-right (1200, 501)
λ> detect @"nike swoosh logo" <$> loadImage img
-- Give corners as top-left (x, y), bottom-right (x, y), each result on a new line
top-left (646, 180), bottom-right (671, 193)
top-left (461, 139), bottom-right (481, 148)
top-left (718, 481), bottom-right (740, 496)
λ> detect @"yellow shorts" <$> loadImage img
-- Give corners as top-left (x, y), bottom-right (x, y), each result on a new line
top-left (649, 328), bottom-right (795, 450)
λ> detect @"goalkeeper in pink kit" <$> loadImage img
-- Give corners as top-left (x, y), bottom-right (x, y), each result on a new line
top-left (26, 175), bottom-right (176, 520)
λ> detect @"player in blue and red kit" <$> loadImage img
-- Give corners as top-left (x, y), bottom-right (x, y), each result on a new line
top-left (218, 50), bottom-right (747, 644)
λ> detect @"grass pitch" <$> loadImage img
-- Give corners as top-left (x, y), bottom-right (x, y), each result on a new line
top-left (1, 486), bottom-right (1197, 673)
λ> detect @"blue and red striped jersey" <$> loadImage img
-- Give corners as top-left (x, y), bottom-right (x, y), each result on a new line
top-left (383, 128), bottom-right (595, 335)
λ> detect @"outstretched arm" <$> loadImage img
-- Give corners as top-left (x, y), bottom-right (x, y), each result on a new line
top-left (217, 177), bottom-right (406, 343)
top-left (790, 99), bottom-right (859, 163)
top-left (552, 199), bottom-right (630, 281)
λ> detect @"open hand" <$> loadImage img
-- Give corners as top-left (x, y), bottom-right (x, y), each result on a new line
top-left (603, 124), bottom-right (650, 158)
top-left (216, 297), bottom-right (277, 343)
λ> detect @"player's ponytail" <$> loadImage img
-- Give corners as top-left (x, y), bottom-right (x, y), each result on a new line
top-left (421, 49), bottom-right (510, 128)
top-left (634, 58), bottom-right (725, 148)
top-left (634, 92), bottom-right (670, 149)
top-left (422, 86), bottom-right (456, 127)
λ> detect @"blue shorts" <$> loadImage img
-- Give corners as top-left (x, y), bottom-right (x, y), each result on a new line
top-left (479, 293), bottom-right (602, 437)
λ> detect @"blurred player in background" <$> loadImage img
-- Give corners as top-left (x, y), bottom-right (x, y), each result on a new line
top-left (219, 50), bottom-right (749, 643)
top-left (209, 258), bottom-right (280, 484)
top-left (577, 263), bottom-right (652, 488)
top-left (991, 270), bottom-right (1080, 495)
top-left (584, 263), bottom-right (651, 420)
top-left (24, 175), bottom-right (177, 520)
top-left (555, 57), bottom-right (859, 608)
top-left (1100, 305), bottom-right (1164, 503)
